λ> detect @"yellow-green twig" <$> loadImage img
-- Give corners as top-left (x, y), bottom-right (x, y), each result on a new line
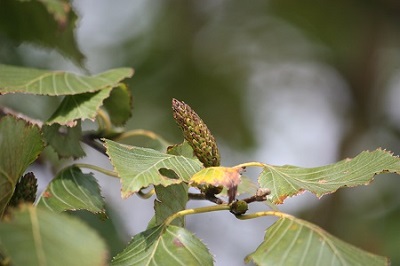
top-left (235, 210), bottom-right (293, 220)
top-left (164, 204), bottom-right (230, 226)
top-left (96, 109), bottom-right (112, 132)
top-left (74, 163), bottom-right (119, 178)
top-left (138, 188), bottom-right (155, 199)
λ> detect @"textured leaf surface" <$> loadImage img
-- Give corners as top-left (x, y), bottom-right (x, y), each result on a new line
top-left (46, 88), bottom-right (112, 125)
top-left (103, 84), bottom-right (132, 126)
top-left (0, 64), bottom-right (133, 96)
top-left (259, 149), bottom-right (400, 204)
top-left (111, 225), bottom-right (213, 266)
top-left (245, 216), bottom-right (389, 266)
top-left (37, 166), bottom-right (105, 215)
top-left (154, 183), bottom-right (188, 227)
top-left (0, 205), bottom-right (108, 266)
top-left (42, 122), bottom-right (85, 159)
top-left (104, 140), bottom-right (203, 198)
top-left (0, 116), bottom-right (44, 217)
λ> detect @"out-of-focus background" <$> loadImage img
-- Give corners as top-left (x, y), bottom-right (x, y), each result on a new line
top-left (1, 0), bottom-right (400, 265)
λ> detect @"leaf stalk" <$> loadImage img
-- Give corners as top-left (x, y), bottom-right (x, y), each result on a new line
top-left (73, 163), bottom-right (119, 178)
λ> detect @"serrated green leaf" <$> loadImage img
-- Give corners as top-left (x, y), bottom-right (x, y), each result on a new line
top-left (111, 225), bottom-right (213, 266)
top-left (103, 84), bottom-right (132, 126)
top-left (245, 216), bottom-right (389, 266)
top-left (0, 116), bottom-right (44, 217)
top-left (0, 205), bottom-right (108, 266)
top-left (0, 64), bottom-right (134, 96)
top-left (154, 184), bottom-right (188, 227)
top-left (37, 166), bottom-right (105, 216)
top-left (104, 139), bottom-right (203, 199)
top-left (46, 88), bottom-right (112, 125)
top-left (42, 122), bottom-right (85, 159)
top-left (259, 149), bottom-right (400, 204)
top-left (0, 0), bottom-right (84, 65)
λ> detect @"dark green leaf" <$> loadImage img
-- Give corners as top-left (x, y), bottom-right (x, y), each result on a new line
top-left (104, 139), bottom-right (203, 198)
top-left (0, 64), bottom-right (134, 96)
top-left (112, 225), bottom-right (213, 266)
top-left (154, 184), bottom-right (188, 227)
top-left (259, 149), bottom-right (400, 204)
top-left (42, 122), bottom-right (85, 159)
top-left (0, 116), bottom-right (44, 217)
top-left (103, 84), bottom-right (133, 126)
top-left (0, 0), bottom-right (84, 65)
top-left (245, 216), bottom-right (389, 266)
top-left (37, 166), bottom-right (105, 216)
top-left (0, 205), bottom-right (108, 266)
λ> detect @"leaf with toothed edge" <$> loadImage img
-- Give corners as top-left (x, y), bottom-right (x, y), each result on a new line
top-left (111, 224), bottom-right (213, 266)
top-left (258, 149), bottom-right (400, 204)
top-left (245, 216), bottom-right (389, 265)
top-left (46, 88), bottom-right (112, 126)
top-left (104, 139), bottom-right (203, 199)
top-left (37, 166), bottom-right (106, 217)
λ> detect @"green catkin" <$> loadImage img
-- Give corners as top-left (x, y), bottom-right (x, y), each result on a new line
top-left (172, 98), bottom-right (221, 167)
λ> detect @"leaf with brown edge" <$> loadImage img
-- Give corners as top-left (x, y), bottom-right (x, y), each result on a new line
top-left (190, 166), bottom-right (244, 202)
top-left (258, 149), bottom-right (400, 204)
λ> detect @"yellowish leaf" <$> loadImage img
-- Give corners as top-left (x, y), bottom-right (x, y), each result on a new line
top-left (190, 166), bottom-right (243, 202)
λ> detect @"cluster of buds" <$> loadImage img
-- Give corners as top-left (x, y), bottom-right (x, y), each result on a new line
top-left (172, 98), bottom-right (220, 167)
top-left (8, 172), bottom-right (37, 207)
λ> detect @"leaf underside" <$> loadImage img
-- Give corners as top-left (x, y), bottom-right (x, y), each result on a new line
top-left (37, 166), bottom-right (105, 216)
top-left (111, 225), bottom-right (213, 266)
top-left (46, 88), bottom-right (112, 125)
top-left (0, 64), bottom-right (133, 96)
top-left (259, 149), bottom-right (400, 204)
top-left (104, 139), bottom-right (203, 198)
top-left (245, 216), bottom-right (389, 266)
